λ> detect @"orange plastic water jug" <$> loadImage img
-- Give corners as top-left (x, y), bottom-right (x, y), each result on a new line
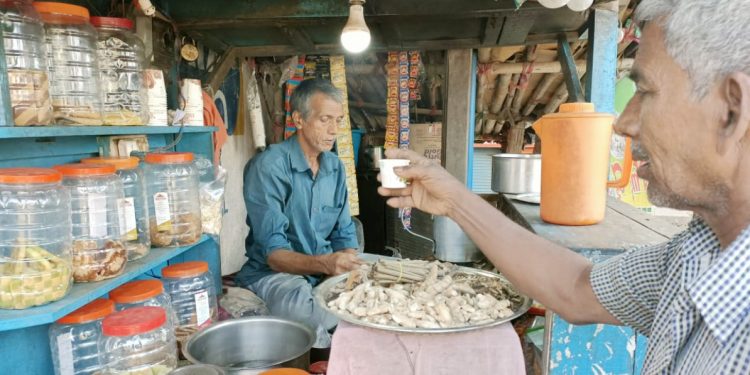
top-left (532, 103), bottom-right (632, 225)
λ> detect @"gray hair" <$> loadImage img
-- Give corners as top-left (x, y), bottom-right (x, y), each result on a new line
top-left (290, 78), bottom-right (344, 120)
top-left (635, 0), bottom-right (750, 98)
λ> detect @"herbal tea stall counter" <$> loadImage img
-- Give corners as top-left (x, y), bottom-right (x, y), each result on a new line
top-left (497, 195), bottom-right (690, 374)
top-left (0, 126), bottom-right (221, 375)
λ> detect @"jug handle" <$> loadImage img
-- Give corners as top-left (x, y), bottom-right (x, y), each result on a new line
top-left (607, 136), bottom-right (633, 189)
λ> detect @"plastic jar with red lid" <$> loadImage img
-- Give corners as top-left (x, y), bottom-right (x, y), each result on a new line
top-left (99, 306), bottom-right (177, 375)
top-left (49, 299), bottom-right (115, 375)
top-left (109, 279), bottom-right (176, 325)
top-left (0, 168), bottom-right (71, 309)
top-left (161, 261), bottom-right (217, 344)
top-left (144, 152), bottom-right (202, 248)
top-left (33, 2), bottom-right (103, 125)
top-left (54, 163), bottom-right (127, 282)
top-left (89, 16), bottom-right (147, 126)
top-left (81, 156), bottom-right (150, 260)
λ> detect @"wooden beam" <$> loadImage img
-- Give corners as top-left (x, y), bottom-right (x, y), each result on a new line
top-left (497, 15), bottom-right (535, 45)
top-left (557, 35), bottom-right (585, 102)
top-left (208, 47), bottom-right (237, 92)
top-left (444, 50), bottom-right (474, 184)
top-left (482, 58), bottom-right (631, 75)
top-left (481, 16), bottom-right (504, 46)
top-left (280, 27), bottom-right (315, 51)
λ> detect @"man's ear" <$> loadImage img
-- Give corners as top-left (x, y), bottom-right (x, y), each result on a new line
top-left (717, 73), bottom-right (750, 154)
top-left (292, 111), bottom-right (304, 130)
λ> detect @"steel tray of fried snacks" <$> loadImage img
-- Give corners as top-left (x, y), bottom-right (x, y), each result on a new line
top-left (314, 264), bottom-right (532, 334)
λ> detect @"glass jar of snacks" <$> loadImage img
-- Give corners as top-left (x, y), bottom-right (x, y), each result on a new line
top-left (143, 152), bottom-right (202, 248)
top-left (90, 17), bottom-right (147, 126)
top-left (54, 163), bottom-right (126, 282)
top-left (34, 1), bottom-right (102, 125)
top-left (0, 168), bottom-right (71, 309)
top-left (0, 0), bottom-right (52, 126)
top-left (49, 298), bottom-right (115, 375)
top-left (161, 261), bottom-right (217, 346)
top-left (81, 156), bottom-right (150, 260)
top-left (99, 306), bottom-right (177, 375)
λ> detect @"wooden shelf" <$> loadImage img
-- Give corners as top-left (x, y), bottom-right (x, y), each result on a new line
top-left (0, 126), bottom-right (216, 139)
top-left (0, 235), bottom-right (212, 332)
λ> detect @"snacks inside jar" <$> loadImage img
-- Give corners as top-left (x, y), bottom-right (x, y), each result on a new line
top-left (149, 212), bottom-right (202, 248)
top-left (71, 239), bottom-right (127, 282)
top-left (0, 244), bottom-right (71, 309)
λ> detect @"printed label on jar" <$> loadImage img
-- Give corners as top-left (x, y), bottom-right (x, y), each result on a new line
top-left (87, 193), bottom-right (108, 238)
top-left (118, 197), bottom-right (138, 241)
top-left (153, 192), bottom-right (172, 232)
top-left (56, 332), bottom-right (75, 375)
top-left (195, 289), bottom-right (211, 327)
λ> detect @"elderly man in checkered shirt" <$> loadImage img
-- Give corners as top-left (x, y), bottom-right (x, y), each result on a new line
top-left (379, 0), bottom-right (750, 373)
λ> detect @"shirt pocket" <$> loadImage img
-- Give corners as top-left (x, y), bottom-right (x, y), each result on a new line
top-left (317, 205), bottom-right (342, 234)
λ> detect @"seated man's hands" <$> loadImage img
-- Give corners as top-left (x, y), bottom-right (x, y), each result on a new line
top-left (325, 250), bottom-right (363, 275)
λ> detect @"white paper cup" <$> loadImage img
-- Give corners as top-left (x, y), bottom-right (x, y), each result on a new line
top-left (379, 159), bottom-right (410, 188)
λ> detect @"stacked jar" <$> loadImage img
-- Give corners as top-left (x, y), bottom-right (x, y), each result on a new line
top-left (144, 153), bottom-right (202, 247)
top-left (54, 164), bottom-right (127, 282)
top-left (0, 168), bottom-right (71, 309)
top-left (0, 0), bottom-right (52, 126)
top-left (109, 279), bottom-right (177, 325)
top-left (34, 2), bottom-right (102, 125)
top-left (81, 157), bottom-right (150, 260)
top-left (49, 299), bottom-right (115, 375)
top-left (90, 17), bottom-right (147, 126)
top-left (161, 261), bottom-right (217, 345)
top-left (100, 306), bottom-right (177, 375)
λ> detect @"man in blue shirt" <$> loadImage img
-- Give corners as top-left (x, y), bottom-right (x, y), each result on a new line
top-left (236, 79), bottom-right (361, 348)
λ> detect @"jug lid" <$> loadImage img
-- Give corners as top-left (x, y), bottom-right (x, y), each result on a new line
top-left (541, 102), bottom-right (614, 120)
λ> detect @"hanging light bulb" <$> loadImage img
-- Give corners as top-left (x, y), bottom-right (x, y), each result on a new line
top-left (538, 0), bottom-right (569, 9)
top-left (567, 0), bottom-right (593, 11)
top-left (341, 0), bottom-right (371, 53)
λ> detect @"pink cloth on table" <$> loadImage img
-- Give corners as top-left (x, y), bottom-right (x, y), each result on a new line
top-left (326, 321), bottom-right (525, 375)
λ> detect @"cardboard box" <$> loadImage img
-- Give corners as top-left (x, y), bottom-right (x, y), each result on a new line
top-left (409, 122), bottom-right (442, 161)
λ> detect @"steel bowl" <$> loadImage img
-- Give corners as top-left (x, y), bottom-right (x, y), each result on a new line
top-left (183, 317), bottom-right (315, 375)
top-left (169, 364), bottom-right (227, 375)
top-left (491, 153), bottom-right (541, 194)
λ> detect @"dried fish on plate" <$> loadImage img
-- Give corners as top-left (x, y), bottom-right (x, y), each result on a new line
top-left (315, 259), bottom-right (532, 333)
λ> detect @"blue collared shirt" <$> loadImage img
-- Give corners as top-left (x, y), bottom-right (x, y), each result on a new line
top-left (591, 217), bottom-right (750, 374)
top-left (235, 135), bottom-right (358, 287)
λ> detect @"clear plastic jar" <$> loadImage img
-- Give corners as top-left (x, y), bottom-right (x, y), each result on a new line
top-left (90, 17), bottom-right (147, 126)
top-left (1, 0), bottom-right (52, 126)
top-left (144, 153), bottom-right (202, 248)
top-left (109, 279), bottom-right (177, 326)
top-left (100, 306), bottom-right (177, 375)
top-left (161, 262), bottom-right (217, 344)
top-left (54, 163), bottom-right (127, 282)
top-left (81, 157), bottom-right (150, 260)
top-left (34, 2), bottom-right (102, 125)
top-left (0, 168), bottom-right (71, 309)
top-left (49, 298), bottom-right (115, 375)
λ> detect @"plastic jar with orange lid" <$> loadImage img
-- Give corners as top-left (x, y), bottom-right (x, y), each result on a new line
top-left (54, 163), bottom-right (127, 282)
top-left (33, 2), bottom-right (102, 125)
top-left (49, 299), bottom-right (115, 375)
top-left (109, 279), bottom-right (176, 325)
top-left (0, 168), bottom-right (72, 309)
top-left (161, 261), bottom-right (217, 343)
top-left (144, 152), bottom-right (202, 248)
top-left (81, 156), bottom-right (150, 260)
top-left (99, 306), bottom-right (177, 375)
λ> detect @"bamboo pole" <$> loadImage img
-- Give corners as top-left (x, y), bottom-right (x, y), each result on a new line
top-left (544, 82), bottom-right (569, 114)
top-left (481, 58), bottom-right (633, 75)
top-left (482, 74), bottom-right (511, 134)
top-left (522, 73), bottom-right (558, 116)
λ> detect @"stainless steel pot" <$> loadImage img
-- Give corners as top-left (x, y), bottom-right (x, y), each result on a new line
top-left (491, 154), bottom-right (541, 194)
top-left (183, 317), bottom-right (314, 375)
top-left (400, 211), bottom-right (482, 263)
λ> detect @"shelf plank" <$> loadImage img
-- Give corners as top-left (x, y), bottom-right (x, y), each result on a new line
top-left (0, 235), bottom-right (212, 331)
top-left (0, 126), bottom-right (216, 139)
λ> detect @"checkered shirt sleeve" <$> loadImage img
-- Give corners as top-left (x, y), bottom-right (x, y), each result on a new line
top-left (590, 234), bottom-right (685, 337)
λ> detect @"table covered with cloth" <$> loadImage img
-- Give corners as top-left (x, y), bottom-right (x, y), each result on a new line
top-left (326, 321), bottom-right (525, 375)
